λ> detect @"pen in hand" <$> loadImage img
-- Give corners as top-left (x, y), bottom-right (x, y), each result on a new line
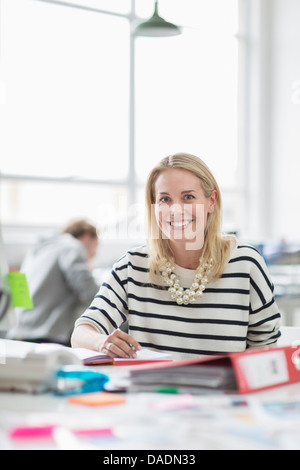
top-left (119, 319), bottom-right (129, 334)
top-left (119, 319), bottom-right (137, 352)
top-left (102, 319), bottom-right (141, 358)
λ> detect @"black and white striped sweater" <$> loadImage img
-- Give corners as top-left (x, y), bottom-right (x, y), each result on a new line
top-left (74, 240), bottom-right (281, 359)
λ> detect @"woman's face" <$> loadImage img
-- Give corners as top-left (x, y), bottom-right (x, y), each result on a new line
top-left (153, 168), bottom-right (217, 250)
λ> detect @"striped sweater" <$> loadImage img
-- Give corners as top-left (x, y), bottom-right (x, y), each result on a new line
top-left (74, 240), bottom-right (281, 359)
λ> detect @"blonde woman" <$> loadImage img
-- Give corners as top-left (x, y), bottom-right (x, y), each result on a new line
top-left (71, 153), bottom-right (281, 359)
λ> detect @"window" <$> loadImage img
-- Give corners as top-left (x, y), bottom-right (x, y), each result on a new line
top-left (135, 0), bottom-right (239, 191)
top-left (0, 0), bottom-right (241, 257)
top-left (0, 0), bottom-right (129, 180)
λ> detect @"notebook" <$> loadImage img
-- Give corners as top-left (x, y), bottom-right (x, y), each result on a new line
top-left (72, 347), bottom-right (172, 366)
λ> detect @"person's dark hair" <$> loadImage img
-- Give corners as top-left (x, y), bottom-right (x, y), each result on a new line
top-left (62, 219), bottom-right (98, 239)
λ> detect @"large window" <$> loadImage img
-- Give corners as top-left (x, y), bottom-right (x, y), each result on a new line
top-left (0, 0), bottom-right (240, 256)
top-left (135, 1), bottom-right (238, 188)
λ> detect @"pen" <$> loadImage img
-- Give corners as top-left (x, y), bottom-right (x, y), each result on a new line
top-left (119, 319), bottom-right (129, 333)
top-left (119, 319), bottom-right (136, 351)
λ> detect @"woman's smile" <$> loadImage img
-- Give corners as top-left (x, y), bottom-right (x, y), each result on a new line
top-left (168, 218), bottom-right (193, 230)
top-left (154, 167), bottom-right (214, 248)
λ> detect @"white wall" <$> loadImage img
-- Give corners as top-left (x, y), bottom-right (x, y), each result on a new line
top-left (271, 0), bottom-right (300, 241)
top-left (242, 0), bottom-right (300, 242)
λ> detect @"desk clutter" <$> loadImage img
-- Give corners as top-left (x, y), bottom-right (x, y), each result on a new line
top-left (2, 339), bottom-right (300, 449)
top-left (2, 340), bottom-right (300, 395)
top-left (0, 340), bottom-right (170, 394)
top-left (3, 387), bottom-right (300, 450)
top-left (128, 345), bottom-right (300, 394)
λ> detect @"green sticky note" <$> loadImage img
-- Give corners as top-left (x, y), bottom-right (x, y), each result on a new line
top-left (8, 272), bottom-right (34, 309)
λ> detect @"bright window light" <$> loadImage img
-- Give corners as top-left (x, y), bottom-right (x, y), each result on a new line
top-left (0, 0), bottom-right (241, 237)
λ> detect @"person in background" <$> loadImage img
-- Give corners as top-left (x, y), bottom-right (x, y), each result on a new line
top-left (7, 219), bottom-right (99, 346)
top-left (71, 153), bottom-right (281, 359)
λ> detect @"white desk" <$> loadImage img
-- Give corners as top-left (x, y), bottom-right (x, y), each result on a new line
top-left (2, 341), bottom-right (300, 450)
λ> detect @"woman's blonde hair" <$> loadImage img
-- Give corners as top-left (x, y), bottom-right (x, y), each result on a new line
top-left (145, 152), bottom-right (234, 282)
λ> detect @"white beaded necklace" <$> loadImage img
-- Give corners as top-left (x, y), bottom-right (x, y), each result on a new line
top-left (159, 257), bottom-right (213, 305)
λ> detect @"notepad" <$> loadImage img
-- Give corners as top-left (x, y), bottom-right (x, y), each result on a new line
top-left (72, 347), bottom-right (172, 366)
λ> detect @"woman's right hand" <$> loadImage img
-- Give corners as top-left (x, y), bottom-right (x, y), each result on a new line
top-left (101, 329), bottom-right (141, 358)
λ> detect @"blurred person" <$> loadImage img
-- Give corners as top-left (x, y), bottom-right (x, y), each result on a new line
top-left (7, 219), bottom-right (99, 346)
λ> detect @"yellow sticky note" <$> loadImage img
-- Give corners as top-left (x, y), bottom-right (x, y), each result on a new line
top-left (8, 272), bottom-right (34, 309)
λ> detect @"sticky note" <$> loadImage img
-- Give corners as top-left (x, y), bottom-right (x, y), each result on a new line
top-left (8, 271), bottom-right (34, 309)
top-left (68, 391), bottom-right (126, 407)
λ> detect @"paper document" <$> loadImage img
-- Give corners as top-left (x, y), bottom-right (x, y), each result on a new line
top-left (129, 363), bottom-right (236, 393)
top-left (73, 347), bottom-right (172, 366)
top-left (0, 339), bottom-right (82, 393)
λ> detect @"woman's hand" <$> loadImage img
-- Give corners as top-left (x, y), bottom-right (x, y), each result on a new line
top-left (101, 329), bottom-right (141, 358)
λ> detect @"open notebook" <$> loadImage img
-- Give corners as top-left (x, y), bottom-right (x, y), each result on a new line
top-left (73, 347), bottom-right (172, 366)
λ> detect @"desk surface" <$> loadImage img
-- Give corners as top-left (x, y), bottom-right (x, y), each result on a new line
top-left (2, 341), bottom-right (300, 450)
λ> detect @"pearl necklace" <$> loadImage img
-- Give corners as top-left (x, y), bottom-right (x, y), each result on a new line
top-left (159, 257), bottom-right (213, 305)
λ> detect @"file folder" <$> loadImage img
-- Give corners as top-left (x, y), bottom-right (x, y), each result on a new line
top-left (129, 345), bottom-right (300, 394)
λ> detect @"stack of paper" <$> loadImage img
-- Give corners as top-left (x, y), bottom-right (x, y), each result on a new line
top-left (128, 358), bottom-right (237, 394)
top-left (0, 341), bottom-right (82, 393)
top-left (0, 339), bottom-right (172, 393)
top-left (128, 345), bottom-right (300, 394)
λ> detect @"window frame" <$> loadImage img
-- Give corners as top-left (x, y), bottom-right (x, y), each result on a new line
top-left (0, 0), bottom-right (244, 236)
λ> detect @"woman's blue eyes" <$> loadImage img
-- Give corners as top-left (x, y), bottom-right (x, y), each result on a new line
top-left (159, 196), bottom-right (170, 203)
top-left (159, 194), bottom-right (195, 203)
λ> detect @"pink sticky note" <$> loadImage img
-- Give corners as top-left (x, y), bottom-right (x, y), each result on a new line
top-left (9, 425), bottom-right (56, 440)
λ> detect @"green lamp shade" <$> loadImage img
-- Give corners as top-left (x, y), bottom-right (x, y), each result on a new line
top-left (135, 1), bottom-right (181, 37)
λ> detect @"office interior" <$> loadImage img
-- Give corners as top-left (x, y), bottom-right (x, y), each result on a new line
top-left (1, 0), bottom-right (300, 452)
top-left (1, 0), bottom-right (300, 326)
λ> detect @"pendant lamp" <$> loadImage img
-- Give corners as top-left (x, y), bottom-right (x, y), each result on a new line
top-left (135, 1), bottom-right (181, 37)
